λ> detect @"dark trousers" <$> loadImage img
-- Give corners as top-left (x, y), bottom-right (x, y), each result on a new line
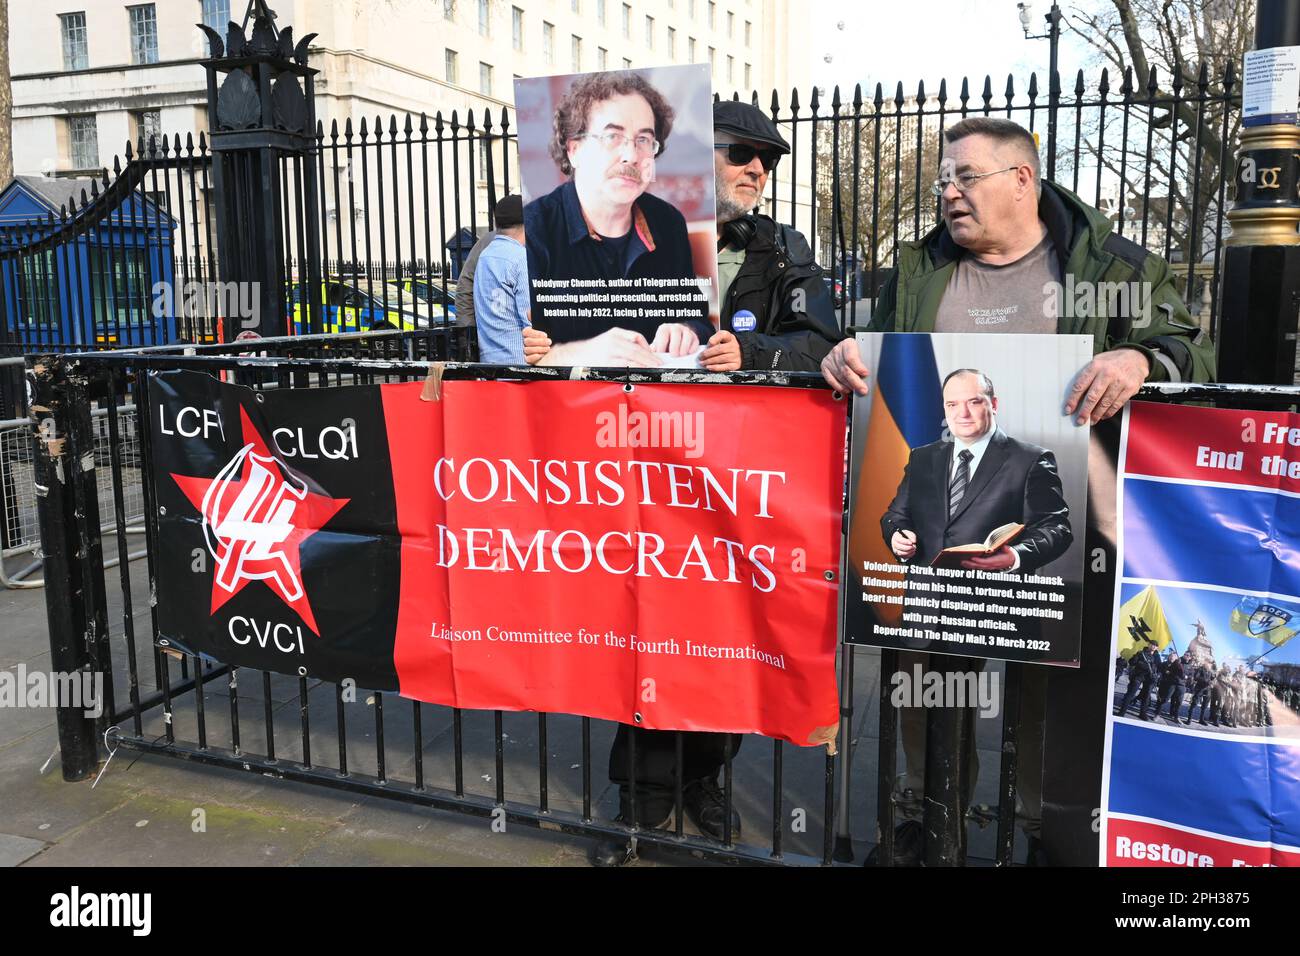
top-left (608, 726), bottom-right (742, 824)
top-left (1210, 689), bottom-right (1225, 725)
top-left (1189, 686), bottom-right (1212, 722)
top-left (1156, 682), bottom-right (1184, 720)
top-left (1119, 674), bottom-right (1155, 717)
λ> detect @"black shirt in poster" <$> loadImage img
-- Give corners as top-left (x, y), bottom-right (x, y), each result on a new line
top-left (524, 179), bottom-right (711, 344)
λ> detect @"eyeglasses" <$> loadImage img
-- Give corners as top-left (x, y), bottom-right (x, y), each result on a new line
top-left (930, 165), bottom-right (1021, 197)
top-left (577, 131), bottom-right (661, 157)
top-left (714, 143), bottom-right (781, 172)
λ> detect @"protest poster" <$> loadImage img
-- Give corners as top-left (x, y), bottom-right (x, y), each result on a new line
top-left (843, 332), bottom-right (1092, 665)
top-left (514, 64), bottom-right (717, 364)
top-left (1100, 400), bottom-right (1300, 867)
top-left (147, 369), bottom-right (844, 745)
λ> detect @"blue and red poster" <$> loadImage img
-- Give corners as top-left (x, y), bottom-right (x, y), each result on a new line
top-left (1101, 401), bottom-right (1300, 867)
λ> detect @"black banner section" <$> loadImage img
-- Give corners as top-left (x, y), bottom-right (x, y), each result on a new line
top-left (147, 371), bottom-right (401, 689)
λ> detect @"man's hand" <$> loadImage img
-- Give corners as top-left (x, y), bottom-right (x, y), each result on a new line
top-left (650, 323), bottom-right (700, 357)
top-left (1065, 348), bottom-right (1151, 425)
top-left (891, 529), bottom-right (917, 561)
top-left (821, 339), bottom-right (871, 395)
top-left (961, 546), bottom-right (1017, 571)
top-left (522, 326), bottom-right (551, 365)
top-left (538, 328), bottom-right (661, 368)
top-left (702, 330), bottom-right (743, 371)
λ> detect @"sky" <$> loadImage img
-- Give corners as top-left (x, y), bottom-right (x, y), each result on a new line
top-left (809, 0), bottom-right (1103, 101)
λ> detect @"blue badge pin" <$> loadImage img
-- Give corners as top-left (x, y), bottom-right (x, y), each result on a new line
top-left (732, 309), bottom-right (757, 332)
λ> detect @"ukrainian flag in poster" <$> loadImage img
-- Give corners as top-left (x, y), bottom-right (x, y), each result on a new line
top-left (847, 334), bottom-right (944, 626)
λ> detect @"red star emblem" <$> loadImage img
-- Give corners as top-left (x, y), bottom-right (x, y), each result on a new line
top-left (171, 406), bottom-right (350, 636)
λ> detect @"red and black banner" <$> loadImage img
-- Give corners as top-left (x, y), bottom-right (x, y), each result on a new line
top-left (148, 370), bottom-right (845, 744)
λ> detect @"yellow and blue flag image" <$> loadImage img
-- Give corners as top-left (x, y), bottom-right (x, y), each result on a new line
top-left (1116, 585), bottom-right (1174, 659)
top-left (1230, 596), bottom-right (1299, 648)
top-left (848, 334), bottom-right (944, 626)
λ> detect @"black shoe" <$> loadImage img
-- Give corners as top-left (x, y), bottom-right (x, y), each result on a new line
top-left (683, 777), bottom-right (742, 842)
top-left (864, 819), bottom-right (924, 866)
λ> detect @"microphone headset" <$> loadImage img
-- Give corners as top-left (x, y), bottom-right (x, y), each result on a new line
top-left (719, 214), bottom-right (758, 251)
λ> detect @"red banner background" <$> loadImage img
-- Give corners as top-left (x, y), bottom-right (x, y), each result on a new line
top-left (381, 379), bottom-right (844, 745)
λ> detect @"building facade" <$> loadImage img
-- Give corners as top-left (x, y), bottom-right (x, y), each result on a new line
top-left (10, 0), bottom-right (810, 264)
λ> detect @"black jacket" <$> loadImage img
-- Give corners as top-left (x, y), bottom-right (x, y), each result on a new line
top-left (524, 180), bottom-right (712, 345)
top-left (1159, 657), bottom-right (1186, 688)
top-left (880, 429), bottom-right (1073, 573)
top-left (721, 214), bottom-right (841, 372)
top-left (1129, 648), bottom-right (1159, 681)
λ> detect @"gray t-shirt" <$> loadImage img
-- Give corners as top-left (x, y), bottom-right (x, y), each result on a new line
top-left (933, 234), bottom-right (1060, 334)
top-left (454, 230), bottom-right (496, 328)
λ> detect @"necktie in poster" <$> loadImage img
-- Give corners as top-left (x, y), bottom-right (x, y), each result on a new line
top-left (1101, 401), bottom-right (1300, 867)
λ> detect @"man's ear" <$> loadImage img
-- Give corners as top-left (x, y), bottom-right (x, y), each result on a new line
top-left (566, 140), bottom-right (582, 170)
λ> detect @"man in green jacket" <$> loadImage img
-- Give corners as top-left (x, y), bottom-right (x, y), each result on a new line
top-left (820, 117), bottom-right (1215, 864)
top-left (821, 118), bottom-right (1215, 419)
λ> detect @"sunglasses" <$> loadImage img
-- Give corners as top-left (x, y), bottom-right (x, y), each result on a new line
top-left (714, 143), bottom-right (781, 172)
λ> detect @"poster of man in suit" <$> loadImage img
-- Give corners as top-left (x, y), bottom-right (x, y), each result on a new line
top-left (844, 332), bottom-right (1091, 664)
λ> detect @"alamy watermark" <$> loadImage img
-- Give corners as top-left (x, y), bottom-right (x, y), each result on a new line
top-left (595, 405), bottom-right (705, 459)
top-left (0, 664), bottom-right (103, 718)
top-left (152, 280), bottom-right (261, 330)
top-left (1043, 277), bottom-right (1155, 329)
top-left (890, 663), bottom-right (1001, 718)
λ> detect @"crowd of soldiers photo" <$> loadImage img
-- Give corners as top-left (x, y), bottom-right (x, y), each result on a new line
top-left (1114, 643), bottom-right (1298, 730)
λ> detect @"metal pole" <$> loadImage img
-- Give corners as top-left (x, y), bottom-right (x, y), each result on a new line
top-left (1046, 3), bottom-right (1061, 181)
top-left (27, 355), bottom-right (98, 781)
top-left (1216, 0), bottom-right (1300, 384)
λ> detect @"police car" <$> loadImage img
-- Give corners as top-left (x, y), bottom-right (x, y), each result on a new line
top-left (288, 279), bottom-right (446, 334)
top-left (395, 278), bottom-right (457, 319)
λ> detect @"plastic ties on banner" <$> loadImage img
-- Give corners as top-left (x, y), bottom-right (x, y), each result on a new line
top-left (91, 726), bottom-right (123, 790)
top-left (420, 362), bottom-right (447, 402)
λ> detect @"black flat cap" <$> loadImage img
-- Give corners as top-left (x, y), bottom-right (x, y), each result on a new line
top-left (495, 194), bottom-right (523, 228)
top-left (713, 101), bottom-right (790, 154)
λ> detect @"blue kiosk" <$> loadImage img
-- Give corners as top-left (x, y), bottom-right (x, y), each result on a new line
top-left (0, 175), bottom-right (177, 351)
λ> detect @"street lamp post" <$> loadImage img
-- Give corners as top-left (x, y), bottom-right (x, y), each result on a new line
top-left (1017, 2), bottom-right (1062, 180)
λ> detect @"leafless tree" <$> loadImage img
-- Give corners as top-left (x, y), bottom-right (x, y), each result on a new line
top-left (1063, 0), bottom-right (1253, 269)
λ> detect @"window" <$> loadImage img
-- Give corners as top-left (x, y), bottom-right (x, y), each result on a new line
top-left (667, 26), bottom-right (676, 60)
top-left (571, 0), bottom-right (580, 11)
top-left (512, 7), bottom-right (523, 49)
top-left (597, 0), bottom-right (606, 26)
top-left (543, 22), bottom-right (554, 64)
top-left (726, 54), bottom-right (733, 84)
top-left (645, 15), bottom-right (654, 48)
top-left (69, 114), bottom-right (99, 169)
top-left (443, 0), bottom-right (455, 19)
top-left (744, 62), bottom-right (751, 88)
top-left (622, 57), bottom-right (632, 69)
top-left (689, 0), bottom-right (696, 17)
top-left (744, 20), bottom-right (751, 46)
top-left (128, 4), bottom-right (159, 65)
top-left (445, 48), bottom-right (459, 84)
top-left (201, 0), bottom-right (230, 32)
top-left (688, 36), bottom-right (696, 61)
top-left (479, 62), bottom-right (493, 95)
top-left (571, 35), bottom-right (582, 72)
top-left (478, 0), bottom-right (489, 36)
top-left (60, 12), bottom-right (88, 71)
top-left (707, 1), bottom-right (715, 28)
top-left (597, 47), bottom-right (607, 69)
top-left (133, 109), bottom-right (162, 151)
top-left (727, 10), bottom-right (734, 37)
top-left (622, 3), bottom-right (630, 38)
top-left (708, 46), bottom-right (715, 72)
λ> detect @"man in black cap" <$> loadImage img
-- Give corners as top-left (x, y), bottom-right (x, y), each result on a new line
top-left (591, 102), bottom-right (838, 868)
top-left (473, 194), bottom-right (535, 364)
top-left (699, 101), bottom-right (840, 372)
